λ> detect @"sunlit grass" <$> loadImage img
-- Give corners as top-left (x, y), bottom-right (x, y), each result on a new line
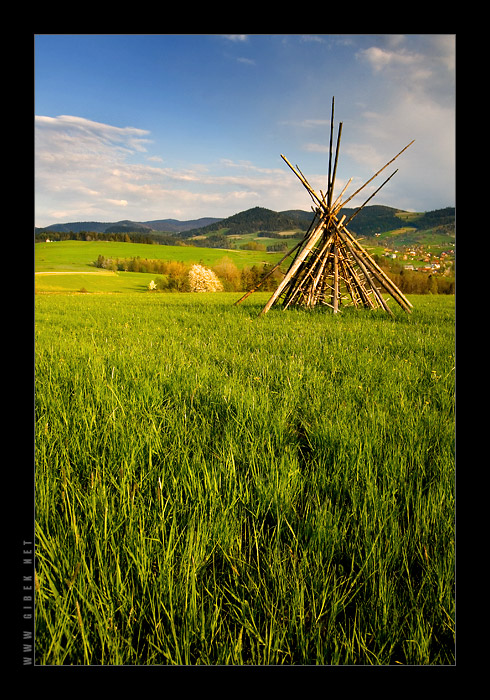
top-left (35, 292), bottom-right (455, 665)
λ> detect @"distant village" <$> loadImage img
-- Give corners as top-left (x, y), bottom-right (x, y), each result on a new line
top-left (378, 242), bottom-right (455, 275)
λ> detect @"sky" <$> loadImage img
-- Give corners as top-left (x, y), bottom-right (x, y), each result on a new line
top-left (34, 34), bottom-right (456, 228)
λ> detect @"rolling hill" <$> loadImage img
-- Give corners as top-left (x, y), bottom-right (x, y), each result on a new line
top-left (36, 217), bottom-right (223, 235)
top-left (35, 205), bottom-right (455, 248)
top-left (178, 207), bottom-right (314, 238)
top-left (179, 205), bottom-right (455, 243)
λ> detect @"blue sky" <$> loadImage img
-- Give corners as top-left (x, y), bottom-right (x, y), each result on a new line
top-left (35, 34), bottom-right (455, 227)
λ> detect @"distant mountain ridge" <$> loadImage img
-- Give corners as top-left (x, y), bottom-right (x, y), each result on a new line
top-left (36, 205), bottom-right (455, 241)
top-left (36, 217), bottom-right (224, 235)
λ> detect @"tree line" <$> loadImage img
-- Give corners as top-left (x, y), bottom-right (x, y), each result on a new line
top-left (36, 229), bottom-right (292, 252)
top-left (35, 230), bottom-right (181, 245)
top-left (385, 267), bottom-right (455, 295)
top-left (94, 254), bottom-right (454, 295)
top-left (93, 255), bottom-right (283, 292)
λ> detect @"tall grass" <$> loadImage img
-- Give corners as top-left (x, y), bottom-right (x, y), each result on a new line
top-left (34, 293), bottom-right (455, 665)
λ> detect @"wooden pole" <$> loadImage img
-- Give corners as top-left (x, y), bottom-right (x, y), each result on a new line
top-left (332, 242), bottom-right (339, 313)
top-left (258, 219), bottom-right (327, 316)
top-left (284, 233), bottom-right (335, 310)
top-left (280, 155), bottom-right (326, 212)
top-left (308, 237), bottom-right (335, 304)
top-left (328, 122), bottom-right (343, 209)
top-left (340, 140), bottom-right (415, 209)
top-left (337, 253), bottom-right (360, 308)
top-left (233, 237), bottom-right (305, 305)
top-left (270, 114), bottom-right (414, 316)
top-left (327, 96), bottom-right (335, 206)
top-left (338, 227), bottom-right (406, 314)
top-left (343, 169), bottom-right (398, 228)
top-left (234, 207), bottom-right (323, 306)
top-left (336, 238), bottom-right (369, 308)
top-left (331, 177), bottom-right (352, 214)
top-left (338, 222), bottom-right (413, 312)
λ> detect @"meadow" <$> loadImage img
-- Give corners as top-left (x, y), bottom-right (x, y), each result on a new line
top-left (35, 240), bottom-right (287, 295)
top-left (35, 240), bottom-right (284, 273)
top-left (34, 290), bottom-right (455, 665)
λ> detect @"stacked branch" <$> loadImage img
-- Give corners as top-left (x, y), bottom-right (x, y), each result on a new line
top-left (235, 98), bottom-right (414, 317)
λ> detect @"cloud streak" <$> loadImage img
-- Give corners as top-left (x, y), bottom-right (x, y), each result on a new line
top-left (35, 115), bottom-right (305, 226)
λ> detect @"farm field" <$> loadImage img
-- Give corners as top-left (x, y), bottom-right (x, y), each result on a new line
top-left (35, 240), bottom-right (285, 273)
top-left (34, 290), bottom-right (455, 665)
top-left (35, 240), bottom-right (289, 295)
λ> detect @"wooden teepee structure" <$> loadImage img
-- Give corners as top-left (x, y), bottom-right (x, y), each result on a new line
top-left (235, 98), bottom-right (414, 317)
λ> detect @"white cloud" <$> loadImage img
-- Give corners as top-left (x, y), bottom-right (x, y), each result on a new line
top-left (106, 199), bottom-right (128, 207)
top-left (36, 115), bottom-right (152, 153)
top-left (343, 36), bottom-right (455, 209)
top-left (281, 118), bottom-right (330, 129)
top-left (300, 35), bottom-right (325, 43)
top-left (221, 35), bottom-right (248, 42)
top-left (35, 114), bottom-right (307, 226)
top-left (358, 46), bottom-right (419, 73)
top-left (356, 35), bottom-right (455, 100)
top-left (304, 143), bottom-right (329, 154)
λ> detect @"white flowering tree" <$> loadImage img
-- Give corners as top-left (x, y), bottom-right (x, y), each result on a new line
top-left (188, 264), bottom-right (223, 292)
top-left (147, 279), bottom-right (157, 291)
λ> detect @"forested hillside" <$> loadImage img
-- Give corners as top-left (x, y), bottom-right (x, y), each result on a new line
top-left (35, 205), bottom-right (455, 248)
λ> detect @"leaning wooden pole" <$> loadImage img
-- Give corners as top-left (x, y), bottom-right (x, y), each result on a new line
top-left (327, 96), bottom-right (335, 206)
top-left (340, 140), bottom-right (415, 210)
top-left (328, 122), bottom-right (343, 209)
top-left (280, 155), bottom-right (326, 213)
top-left (258, 220), bottom-right (326, 316)
top-left (234, 236), bottom-right (305, 306)
top-left (343, 169), bottom-right (399, 228)
top-left (332, 242), bottom-right (339, 313)
top-left (338, 222), bottom-right (413, 312)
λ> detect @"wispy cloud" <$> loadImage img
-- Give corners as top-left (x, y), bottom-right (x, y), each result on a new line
top-left (303, 143), bottom-right (329, 154)
top-left (35, 115), bottom-right (306, 225)
top-left (300, 35), bottom-right (325, 44)
top-left (356, 35), bottom-right (455, 99)
top-left (280, 118), bottom-right (330, 129)
top-left (341, 35), bottom-right (456, 209)
top-left (36, 115), bottom-right (152, 153)
top-left (221, 34), bottom-right (248, 42)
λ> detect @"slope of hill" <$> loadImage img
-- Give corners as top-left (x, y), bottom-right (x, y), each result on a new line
top-left (144, 217), bottom-right (223, 232)
top-left (338, 205), bottom-right (408, 237)
top-left (36, 217), bottom-right (223, 235)
top-left (103, 220), bottom-right (154, 234)
top-left (180, 206), bottom-right (314, 239)
top-left (36, 205), bottom-right (455, 247)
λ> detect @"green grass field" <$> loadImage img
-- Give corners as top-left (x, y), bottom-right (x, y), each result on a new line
top-left (34, 289), bottom-right (455, 665)
top-left (36, 240), bottom-right (285, 272)
top-left (35, 240), bottom-right (290, 295)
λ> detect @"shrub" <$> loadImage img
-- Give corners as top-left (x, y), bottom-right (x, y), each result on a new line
top-left (188, 264), bottom-right (224, 292)
top-left (212, 257), bottom-right (241, 292)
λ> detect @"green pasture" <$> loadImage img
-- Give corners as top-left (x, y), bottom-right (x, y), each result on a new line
top-left (36, 240), bottom-right (285, 272)
top-left (34, 290), bottom-right (455, 665)
top-left (35, 240), bottom-right (290, 294)
top-left (35, 271), bottom-right (157, 294)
